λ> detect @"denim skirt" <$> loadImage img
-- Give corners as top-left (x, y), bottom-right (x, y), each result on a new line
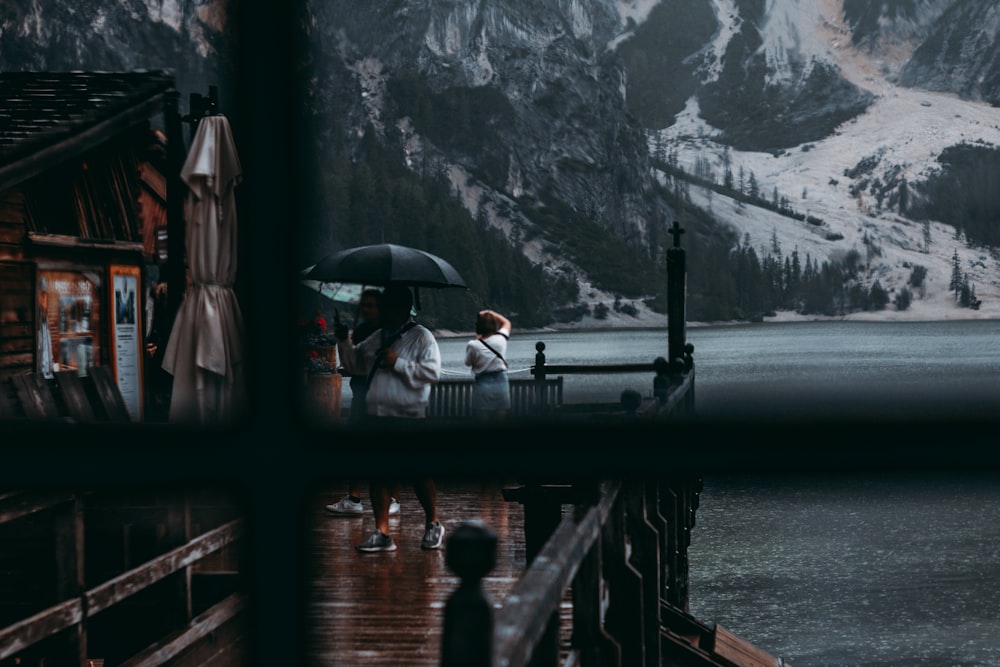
top-left (472, 369), bottom-right (511, 411)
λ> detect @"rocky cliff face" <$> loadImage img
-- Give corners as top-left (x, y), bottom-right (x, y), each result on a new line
top-left (0, 0), bottom-right (237, 120)
top-left (302, 0), bottom-right (676, 277)
top-left (895, 0), bottom-right (1000, 104)
top-left (7, 0), bottom-right (996, 319)
top-left (297, 0), bottom-right (1000, 318)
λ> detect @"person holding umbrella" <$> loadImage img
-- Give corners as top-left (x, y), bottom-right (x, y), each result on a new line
top-left (334, 284), bottom-right (444, 552)
top-left (325, 288), bottom-right (401, 518)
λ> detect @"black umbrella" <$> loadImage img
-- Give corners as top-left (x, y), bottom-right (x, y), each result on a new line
top-left (305, 243), bottom-right (467, 289)
top-left (305, 243), bottom-right (467, 311)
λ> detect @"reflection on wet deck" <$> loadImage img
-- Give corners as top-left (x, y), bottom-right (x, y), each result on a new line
top-left (305, 482), bottom-right (534, 666)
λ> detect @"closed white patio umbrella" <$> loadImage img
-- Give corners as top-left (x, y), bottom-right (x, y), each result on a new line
top-left (162, 114), bottom-right (246, 425)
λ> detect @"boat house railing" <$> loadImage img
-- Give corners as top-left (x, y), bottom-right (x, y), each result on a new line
top-left (440, 480), bottom-right (791, 667)
top-left (0, 489), bottom-right (247, 666)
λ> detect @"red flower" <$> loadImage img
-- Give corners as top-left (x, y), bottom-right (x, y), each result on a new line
top-left (315, 316), bottom-right (327, 331)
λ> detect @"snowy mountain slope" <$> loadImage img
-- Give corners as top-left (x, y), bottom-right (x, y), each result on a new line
top-left (297, 0), bottom-right (1000, 327)
top-left (651, 0), bottom-right (1000, 321)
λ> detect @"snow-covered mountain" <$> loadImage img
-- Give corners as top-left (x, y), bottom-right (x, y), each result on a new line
top-left (301, 0), bottom-right (1000, 325)
top-left (7, 0), bottom-right (997, 325)
top-left (647, 0), bottom-right (1000, 321)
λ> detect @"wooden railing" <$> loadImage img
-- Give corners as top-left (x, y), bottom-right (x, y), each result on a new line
top-left (428, 377), bottom-right (564, 419)
top-left (427, 345), bottom-right (694, 421)
top-left (429, 221), bottom-right (696, 422)
top-left (0, 490), bottom-right (246, 666)
top-left (440, 480), bottom-right (791, 667)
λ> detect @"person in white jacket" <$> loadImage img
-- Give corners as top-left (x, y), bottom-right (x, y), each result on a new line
top-left (335, 284), bottom-right (444, 552)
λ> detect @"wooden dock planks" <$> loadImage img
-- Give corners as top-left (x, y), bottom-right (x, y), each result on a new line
top-left (306, 482), bottom-right (535, 666)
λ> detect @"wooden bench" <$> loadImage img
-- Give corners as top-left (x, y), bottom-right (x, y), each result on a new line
top-left (427, 376), bottom-right (563, 419)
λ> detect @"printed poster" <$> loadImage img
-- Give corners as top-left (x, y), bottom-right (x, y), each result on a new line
top-left (110, 265), bottom-right (143, 421)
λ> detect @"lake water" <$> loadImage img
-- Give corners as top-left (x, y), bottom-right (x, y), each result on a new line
top-left (430, 319), bottom-right (1000, 420)
top-left (688, 472), bottom-right (1000, 667)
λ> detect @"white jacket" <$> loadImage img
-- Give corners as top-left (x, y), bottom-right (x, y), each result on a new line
top-left (338, 321), bottom-right (441, 418)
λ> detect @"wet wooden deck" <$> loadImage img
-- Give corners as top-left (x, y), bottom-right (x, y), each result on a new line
top-left (306, 481), bottom-right (562, 666)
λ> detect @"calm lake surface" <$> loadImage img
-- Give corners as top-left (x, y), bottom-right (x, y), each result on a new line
top-left (431, 319), bottom-right (1000, 420)
top-left (688, 472), bottom-right (1000, 667)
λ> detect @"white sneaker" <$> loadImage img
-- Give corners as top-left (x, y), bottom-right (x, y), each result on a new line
top-left (389, 498), bottom-right (400, 516)
top-left (325, 497), bottom-right (364, 516)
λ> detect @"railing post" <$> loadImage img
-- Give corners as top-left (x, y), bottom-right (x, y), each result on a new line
top-left (54, 493), bottom-right (86, 664)
top-left (601, 487), bottom-right (641, 667)
top-left (659, 478), bottom-right (702, 611)
top-left (667, 221), bottom-right (687, 365)
top-left (652, 357), bottom-right (670, 405)
top-left (571, 483), bottom-right (620, 666)
top-left (625, 482), bottom-right (663, 667)
top-left (441, 521), bottom-right (497, 667)
top-left (532, 342), bottom-right (547, 417)
top-left (682, 343), bottom-right (696, 415)
top-left (502, 482), bottom-right (564, 667)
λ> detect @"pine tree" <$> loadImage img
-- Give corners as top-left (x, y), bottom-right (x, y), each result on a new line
top-left (950, 249), bottom-right (962, 296)
top-left (960, 277), bottom-right (972, 307)
top-left (868, 280), bottom-right (889, 311)
top-left (922, 220), bottom-right (931, 253)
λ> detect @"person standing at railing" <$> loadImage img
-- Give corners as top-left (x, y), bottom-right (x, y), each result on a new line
top-left (465, 309), bottom-right (512, 421)
top-left (334, 284), bottom-right (445, 553)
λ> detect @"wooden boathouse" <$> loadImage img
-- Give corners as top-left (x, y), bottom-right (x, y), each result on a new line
top-left (0, 71), bottom-right (230, 425)
top-left (0, 73), bottom-right (251, 667)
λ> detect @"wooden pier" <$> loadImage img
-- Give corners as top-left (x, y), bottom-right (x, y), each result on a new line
top-left (305, 480), bottom-right (790, 667)
top-left (305, 482), bottom-right (533, 666)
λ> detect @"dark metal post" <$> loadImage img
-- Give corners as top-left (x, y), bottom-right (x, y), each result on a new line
top-left (667, 221), bottom-right (687, 364)
top-left (164, 90), bottom-right (186, 332)
top-left (441, 521), bottom-right (497, 667)
top-left (533, 341), bottom-right (547, 416)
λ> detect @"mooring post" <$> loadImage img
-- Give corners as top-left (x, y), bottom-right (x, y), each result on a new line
top-left (667, 221), bottom-right (687, 365)
top-left (441, 521), bottom-right (497, 667)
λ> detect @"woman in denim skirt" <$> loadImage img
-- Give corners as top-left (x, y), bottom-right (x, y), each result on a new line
top-left (465, 309), bottom-right (512, 420)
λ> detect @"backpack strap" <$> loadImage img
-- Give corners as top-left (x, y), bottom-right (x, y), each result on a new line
top-left (479, 338), bottom-right (508, 367)
top-left (366, 320), bottom-right (418, 385)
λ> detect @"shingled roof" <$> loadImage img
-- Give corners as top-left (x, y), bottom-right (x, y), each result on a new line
top-left (0, 70), bottom-right (175, 192)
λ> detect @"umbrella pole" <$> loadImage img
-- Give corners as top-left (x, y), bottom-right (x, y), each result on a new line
top-left (164, 90), bottom-right (187, 332)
